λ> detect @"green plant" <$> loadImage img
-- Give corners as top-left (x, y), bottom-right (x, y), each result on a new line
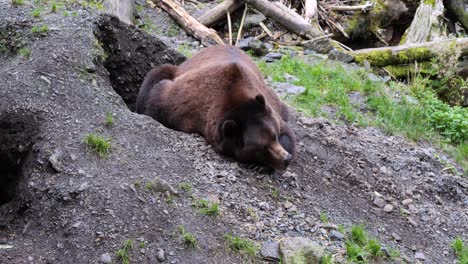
top-left (178, 225), bottom-right (198, 248)
top-left (51, 1), bottom-right (57, 12)
top-left (179, 182), bottom-right (192, 192)
top-left (139, 241), bottom-right (145, 249)
top-left (176, 43), bottom-right (193, 58)
top-left (31, 25), bottom-right (49, 34)
top-left (193, 198), bottom-right (209, 208)
top-left (105, 112), bottom-right (114, 126)
top-left (246, 207), bottom-right (259, 221)
top-left (270, 187), bottom-right (280, 200)
top-left (224, 234), bottom-right (258, 257)
top-left (199, 202), bottom-right (219, 216)
top-left (79, 0), bottom-right (104, 10)
top-left (18, 48), bottom-right (31, 58)
top-left (319, 211), bottom-right (329, 223)
top-left (31, 8), bottom-right (42, 18)
top-left (167, 25), bottom-right (179, 37)
top-left (11, 0), bottom-right (25, 5)
top-left (166, 195), bottom-right (176, 205)
top-left (321, 254), bottom-right (334, 264)
top-left (145, 182), bottom-right (153, 191)
top-left (344, 225), bottom-right (397, 262)
top-left (115, 239), bottom-right (133, 264)
top-left (71, 11), bottom-right (78, 17)
top-left (93, 39), bottom-right (107, 62)
top-left (452, 237), bottom-right (468, 264)
top-left (84, 133), bottom-right (111, 157)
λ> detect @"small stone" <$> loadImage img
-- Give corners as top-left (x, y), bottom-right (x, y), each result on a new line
top-left (163, 210), bottom-right (168, 215)
top-left (244, 13), bottom-right (266, 28)
top-left (284, 201), bottom-right (293, 209)
top-left (40, 75), bottom-right (51, 85)
top-left (415, 251), bottom-right (426, 260)
top-left (328, 49), bottom-right (353, 63)
top-left (260, 241), bottom-right (280, 261)
top-left (373, 197), bottom-right (386, 208)
top-left (157, 248), bottom-right (165, 262)
top-left (392, 233), bottom-right (402, 242)
top-left (402, 199), bottom-right (413, 206)
top-left (303, 38), bottom-right (333, 54)
top-left (238, 37), bottom-right (269, 56)
top-left (49, 149), bottom-right (64, 172)
top-left (284, 73), bottom-right (299, 83)
top-left (383, 204), bottom-right (394, 212)
top-left (329, 230), bottom-right (344, 241)
top-left (264, 52), bottom-right (283, 62)
top-left (150, 178), bottom-right (178, 196)
top-left (100, 253), bottom-right (112, 263)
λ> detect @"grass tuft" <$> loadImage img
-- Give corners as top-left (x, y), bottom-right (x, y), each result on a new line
top-left (84, 133), bottom-right (111, 157)
top-left (115, 239), bottom-right (133, 264)
top-left (452, 237), bottom-right (468, 264)
top-left (179, 182), bottom-right (192, 192)
top-left (344, 225), bottom-right (398, 262)
top-left (224, 234), bottom-right (258, 257)
top-left (31, 25), bottom-right (49, 34)
top-left (105, 112), bottom-right (114, 126)
top-left (18, 47), bottom-right (31, 58)
top-left (178, 225), bottom-right (198, 248)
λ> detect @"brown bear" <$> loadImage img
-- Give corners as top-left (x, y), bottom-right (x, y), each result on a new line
top-left (136, 45), bottom-right (296, 170)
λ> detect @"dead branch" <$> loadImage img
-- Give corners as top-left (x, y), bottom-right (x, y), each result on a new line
top-left (152, 0), bottom-right (224, 46)
top-left (303, 0), bottom-right (317, 22)
top-left (197, 0), bottom-right (243, 27)
top-left (325, 1), bottom-right (374, 12)
top-left (235, 4), bottom-right (248, 46)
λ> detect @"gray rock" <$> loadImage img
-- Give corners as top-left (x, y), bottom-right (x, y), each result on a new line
top-left (279, 237), bottom-right (324, 264)
top-left (238, 37), bottom-right (269, 56)
top-left (284, 73), bottom-right (299, 83)
top-left (157, 248), bottom-right (165, 262)
top-left (328, 49), bottom-right (353, 63)
top-left (260, 241), bottom-right (280, 261)
top-left (303, 38), bottom-right (334, 54)
top-left (244, 13), bottom-right (266, 29)
top-left (329, 230), bottom-right (344, 241)
top-left (402, 199), bottom-right (413, 206)
top-left (150, 177), bottom-right (178, 196)
top-left (49, 149), bottom-right (64, 172)
top-left (265, 52), bottom-right (283, 62)
top-left (274, 82), bottom-right (306, 96)
top-left (373, 197), bottom-right (386, 208)
top-left (100, 253), bottom-right (112, 263)
top-left (415, 251), bottom-right (426, 260)
top-left (383, 204), bottom-right (394, 212)
top-left (366, 72), bottom-right (381, 82)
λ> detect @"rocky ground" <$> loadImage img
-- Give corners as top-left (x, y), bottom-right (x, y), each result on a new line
top-left (0, 1), bottom-right (467, 264)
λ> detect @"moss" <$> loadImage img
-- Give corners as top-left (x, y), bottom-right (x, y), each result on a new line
top-left (424, 0), bottom-right (435, 6)
top-left (399, 31), bottom-right (408, 45)
top-left (354, 47), bottom-right (432, 67)
top-left (384, 62), bottom-right (433, 78)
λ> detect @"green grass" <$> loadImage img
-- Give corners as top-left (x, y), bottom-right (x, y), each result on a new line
top-left (115, 239), bottom-right (133, 264)
top-left (11, 0), bottom-right (25, 5)
top-left (320, 211), bottom-right (329, 223)
top-left (344, 225), bottom-right (397, 262)
top-left (84, 133), bottom-right (111, 157)
top-left (270, 187), bottom-right (280, 200)
top-left (259, 56), bottom-right (468, 174)
top-left (18, 48), bottom-right (31, 58)
top-left (321, 254), bottom-right (334, 264)
top-left (452, 237), bottom-right (468, 264)
top-left (105, 112), bottom-right (114, 126)
top-left (166, 195), bottom-right (176, 205)
top-left (224, 234), bottom-right (258, 257)
top-left (177, 43), bottom-right (193, 58)
top-left (179, 182), bottom-right (192, 192)
top-left (139, 241), bottom-right (145, 249)
top-left (31, 25), bottom-right (49, 34)
top-left (178, 225), bottom-right (198, 248)
top-left (199, 202), bottom-right (219, 216)
top-left (31, 8), bottom-right (42, 18)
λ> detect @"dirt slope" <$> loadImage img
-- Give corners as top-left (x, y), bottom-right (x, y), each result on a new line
top-left (0, 3), bottom-right (467, 264)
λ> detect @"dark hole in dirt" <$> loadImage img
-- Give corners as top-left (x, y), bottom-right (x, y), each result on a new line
top-left (93, 15), bottom-right (186, 112)
top-left (0, 113), bottom-right (39, 206)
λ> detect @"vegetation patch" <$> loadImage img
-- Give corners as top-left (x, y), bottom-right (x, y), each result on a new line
top-left (104, 112), bottom-right (114, 127)
top-left (31, 25), bottom-right (49, 34)
top-left (178, 225), bottom-right (198, 248)
top-left (224, 234), bottom-right (259, 257)
top-left (193, 198), bottom-right (219, 216)
top-left (344, 225), bottom-right (399, 262)
top-left (452, 237), bottom-right (468, 264)
top-left (259, 56), bottom-right (467, 174)
top-left (84, 133), bottom-right (111, 157)
top-left (115, 239), bottom-right (133, 264)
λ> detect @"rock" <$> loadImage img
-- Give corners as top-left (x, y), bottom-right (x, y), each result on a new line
top-left (49, 149), bottom-right (64, 172)
top-left (373, 197), bottom-right (386, 208)
top-left (329, 230), bottom-right (344, 241)
top-left (284, 73), bottom-right (299, 83)
top-left (383, 204), bottom-right (394, 212)
top-left (238, 37), bottom-right (269, 56)
top-left (150, 177), bottom-right (178, 196)
top-left (244, 13), bottom-right (266, 29)
top-left (402, 199), bottom-right (413, 206)
top-left (414, 251), bottom-right (426, 260)
top-left (279, 237), bottom-right (324, 264)
top-left (284, 201), bottom-right (293, 209)
top-left (260, 241), bottom-right (280, 261)
top-left (273, 82), bottom-right (306, 96)
top-left (327, 50), bottom-right (353, 63)
top-left (392, 233), bottom-right (402, 242)
top-left (265, 52), bottom-right (283, 62)
top-left (99, 253), bottom-right (112, 263)
top-left (157, 248), bottom-right (165, 262)
top-left (303, 38), bottom-right (334, 54)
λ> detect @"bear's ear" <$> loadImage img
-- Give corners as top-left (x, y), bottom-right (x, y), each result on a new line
top-left (222, 120), bottom-right (239, 138)
top-left (254, 94), bottom-right (266, 110)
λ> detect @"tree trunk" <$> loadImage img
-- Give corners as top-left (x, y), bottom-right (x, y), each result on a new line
top-left (443, 0), bottom-right (468, 31)
top-left (351, 38), bottom-right (468, 67)
top-left (152, 0), bottom-right (224, 46)
top-left (243, 0), bottom-right (325, 39)
top-left (197, 0), bottom-right (243, 28)
top-left (400, 0), bottom-right (447, 44)
top-left (103, 0), bottom-right (135, 24)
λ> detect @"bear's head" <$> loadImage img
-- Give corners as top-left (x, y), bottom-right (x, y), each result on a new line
top-left (220, 94), bottom-right (293, 171)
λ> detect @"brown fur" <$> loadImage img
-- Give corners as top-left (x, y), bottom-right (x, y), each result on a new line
top-left (137, 45), bottom-right (296, 170)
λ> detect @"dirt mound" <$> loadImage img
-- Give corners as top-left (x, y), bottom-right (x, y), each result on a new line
top-left (0, 3), bottom-right (467, 264)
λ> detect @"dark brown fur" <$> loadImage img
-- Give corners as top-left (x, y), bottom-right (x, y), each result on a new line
top-left (137, 45), bottom-right (296, 170)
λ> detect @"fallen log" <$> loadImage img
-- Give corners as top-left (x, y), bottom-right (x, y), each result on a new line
top-left (197, 0), bottom-right (243, 27)
top-left (243, 0), bottom-right (325, 39)
top-left (351, 38), bottom-right (468, 67)
top-left (400, 0), bottom-right (447, 44)
top-left (152, 0), bottom-right (224, 46)
top-left (325, 1), bottom-right (374, 12)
